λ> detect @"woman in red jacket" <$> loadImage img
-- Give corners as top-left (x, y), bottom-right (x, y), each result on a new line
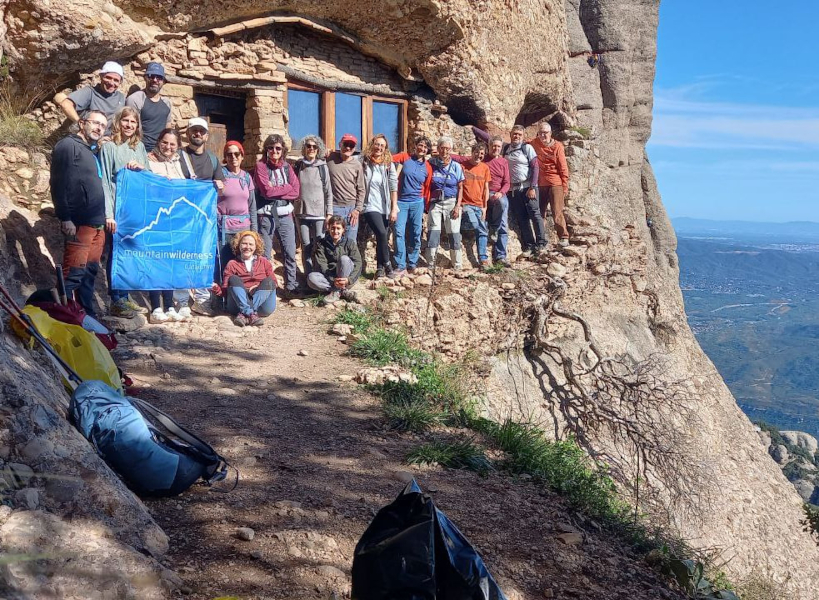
top-left (221, 231), bottom-right (277, 327)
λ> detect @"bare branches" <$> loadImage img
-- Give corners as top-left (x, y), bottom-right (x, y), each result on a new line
top-left (516, 275), bottom-right (710, 521)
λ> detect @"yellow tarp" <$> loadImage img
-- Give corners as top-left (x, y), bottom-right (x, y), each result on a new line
top-left (12, 305), bottom-right (123, 394)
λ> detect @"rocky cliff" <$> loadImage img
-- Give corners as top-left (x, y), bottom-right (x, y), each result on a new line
top-left (2, 0), bottom-right (819, 597)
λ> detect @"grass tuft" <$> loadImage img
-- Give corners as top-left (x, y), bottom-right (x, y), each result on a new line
top-left (332, 306), bottom-right (374, 333)
top-left (384, 398), bottom-right (441, 432)
top-left (0, 84), bottom-right (43, 149)
top-left (481, 262), bottom-right (506, 275)
top-left (350, 328), bottom-right (428, 368)
top-left (406, 439), bottom-right (493, 475)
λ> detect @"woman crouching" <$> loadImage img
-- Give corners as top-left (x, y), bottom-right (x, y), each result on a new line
top-left (222, 231), bottom-right (277, 327)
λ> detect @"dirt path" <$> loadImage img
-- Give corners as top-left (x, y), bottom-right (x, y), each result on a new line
top-left (114, 301), bottom-right (684, 600)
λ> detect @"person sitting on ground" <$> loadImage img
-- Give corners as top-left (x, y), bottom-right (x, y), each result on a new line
top-left (253, 134), bottom-right (301, 298)
top-left (147, 128), bottom-right (188, 323)
top-left (55, 61), bottom-right (126, 134)
top-left (326, 134), bottom-right (365, 243)
top-left (427, 136), bottom-right (465, 271)
top-left (125, 62), bottom-right (174, 153)
top-left (457, 142), bottom-right (492, 269)
top-left (359, 134), bottom-right (398, 279)
top-left (391, 136), bottom-right (433, 278)
top-left (221, 231), bottom-right (277, 327)
top-left (307, 216), bottom-right (362, 305)
top-left (100, 106), bottom-right (149, 319)
top-left (530, 122), bottom-right (570, 248)
top-left (218, 141), bottom-right (256, 276)
top-left (294, 135), bottom-right (333, 274)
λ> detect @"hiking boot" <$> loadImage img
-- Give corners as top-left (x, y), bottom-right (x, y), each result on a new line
top-left (340, 288), bottom-right (359, 303)
top-left (149, 308), bottom-right (169, 324)
top-left (389, 268), bottom-right (407, 280)
top-left (375, 267), bottom-right (386, 279)
top-left (479, 260), bottom-right (491, 271)
top-left (176, 306), bottom-right (192, 322)
top-left (518, 249), bottom-right (533, 260)
top-left (121, 298), bottom-right (148, 314)
top-left (559, 238), bottom-right (570, 248)
top-left (190, 300), bottom-right (216, 317)
top-left (320, 290), bottom-right (342, 306)
top-left (407, 266), bottom-right (417, 275)
top-left (499, 259), bottom-right (512, 268)
top-left (110, 299), bottom-right (136, 318)
top-left (248, 312), bottom-right (265, 327)
top-left (233, 313), bottom-right (249, 327)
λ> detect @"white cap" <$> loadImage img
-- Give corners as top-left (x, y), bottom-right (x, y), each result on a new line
top-left (99, 61), bottom-right (124, 78)
top-left (188, 117), bottom-right (209, 131)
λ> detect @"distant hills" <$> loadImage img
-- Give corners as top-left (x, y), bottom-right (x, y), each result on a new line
top-left (675, 219), bottom-right (819, 436)
top-left (673, 217), bottom-right (819, 244)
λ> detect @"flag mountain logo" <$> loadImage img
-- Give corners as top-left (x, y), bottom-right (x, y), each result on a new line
top-left (120, 196), bottom-right (213, 241)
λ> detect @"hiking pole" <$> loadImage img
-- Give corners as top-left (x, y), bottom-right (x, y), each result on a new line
top-left (0, 285), bottom-right (83, 389)
top-left (55, 264), bottom-right (67, 305)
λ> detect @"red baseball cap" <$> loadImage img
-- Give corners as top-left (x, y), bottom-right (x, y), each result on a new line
top-left (340, 134), bottom-right (358, 147)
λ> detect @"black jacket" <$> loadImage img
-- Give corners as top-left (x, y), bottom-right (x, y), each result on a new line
top-left (50, 134), bottom-right (106, 227)
top-left (312, 234), bottom-right (362, 286)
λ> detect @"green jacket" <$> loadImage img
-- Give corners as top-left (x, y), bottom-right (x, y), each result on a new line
top-left (312, 234), bottom-right (362, 286)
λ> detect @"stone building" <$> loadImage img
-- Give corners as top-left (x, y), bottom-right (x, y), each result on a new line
top-left (35, 18), bottom-right (478, 161)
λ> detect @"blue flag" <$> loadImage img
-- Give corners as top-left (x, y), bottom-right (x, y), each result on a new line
top-left (111, 170), bottom-right (218, 290)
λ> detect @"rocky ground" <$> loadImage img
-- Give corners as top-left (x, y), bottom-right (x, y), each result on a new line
top-left (111, 267), bottom-right (688, 600)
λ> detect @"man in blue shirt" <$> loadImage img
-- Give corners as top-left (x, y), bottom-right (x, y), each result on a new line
top-left (391, 136), bottom-right (433, 277)
top-left (426, 136), bottom-right (465, 271)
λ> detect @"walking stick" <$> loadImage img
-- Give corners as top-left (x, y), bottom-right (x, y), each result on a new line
top-left (55, 264), bottom-right (67, 306)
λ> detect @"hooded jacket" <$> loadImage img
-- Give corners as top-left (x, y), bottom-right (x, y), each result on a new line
top-left (50, 134), bottom-right (106, 227)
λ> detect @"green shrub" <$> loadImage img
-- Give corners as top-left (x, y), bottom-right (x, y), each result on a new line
top-left (407, 439), bottom-right (493, 475)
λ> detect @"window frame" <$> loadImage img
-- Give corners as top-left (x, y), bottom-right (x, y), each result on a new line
top-left (285, 82), bottom-right (407, 155)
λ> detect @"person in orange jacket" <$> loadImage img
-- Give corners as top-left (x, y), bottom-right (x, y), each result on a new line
top-left (530, 122), bottom-right (570, 247)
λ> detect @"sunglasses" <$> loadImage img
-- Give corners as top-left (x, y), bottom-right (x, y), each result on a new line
top-left (225, 152), bottom-right (242, 158)
top-left (147, 75), bottom-right (165, 81)
top-left (304, 144), bottom-right (318, 150)
top-left (267, 146), bottom-right (283, 152)
top-left (342, 142), bottom-right (356, 149)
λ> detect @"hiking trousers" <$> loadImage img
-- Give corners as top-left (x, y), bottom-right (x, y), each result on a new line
top-left (307, 255), bottom-right (355, 292)
top-left (259, 213), bottom-right (298, 292)
top-left (509, 187), bottom-right (547, 252)
top-left (226, 275), bottom-right (277, 317)
top-left (63, 225), bottom-right (105, 316)
top-left (539, 185), bottom-right (569, 240)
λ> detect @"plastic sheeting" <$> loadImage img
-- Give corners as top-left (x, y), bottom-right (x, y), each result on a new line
top-left (352, 479), bottom-right (507, 600)
top-left (13, 305), bottom-right (123, 394)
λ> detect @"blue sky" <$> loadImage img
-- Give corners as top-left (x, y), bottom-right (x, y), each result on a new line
top-left (647, 2), bottom-right (819, 222)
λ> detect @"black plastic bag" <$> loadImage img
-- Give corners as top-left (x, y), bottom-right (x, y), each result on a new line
top-left (352, 480), bottom-right (506, 600)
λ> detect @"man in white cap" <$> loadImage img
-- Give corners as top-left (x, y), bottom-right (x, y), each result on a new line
top-left (55, 61), bottom-right (126, 133)
top-left (126, 62), bottom-right (173, 152)
top-left (176, 116), bottom-right (225, 317)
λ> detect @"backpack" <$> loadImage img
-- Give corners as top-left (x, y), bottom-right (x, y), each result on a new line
top-left (293, 159), bottom-right (328, 189)
top-left (178, 148), bottom-right (220, 180)
top-left (26, 292), bottom-right (117, 350)
top-left (70, 380), bottom-right (231, 497)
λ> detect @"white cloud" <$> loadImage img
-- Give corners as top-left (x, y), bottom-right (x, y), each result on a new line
top-left (650, 87), bottom-right (819, 149)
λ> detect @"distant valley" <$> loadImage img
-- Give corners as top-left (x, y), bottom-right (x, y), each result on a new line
top-left (674, 218), bottom-right (819, 436)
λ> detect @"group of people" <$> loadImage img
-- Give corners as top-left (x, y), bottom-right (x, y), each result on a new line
top-left (50, 60), bottom-right (571, 328)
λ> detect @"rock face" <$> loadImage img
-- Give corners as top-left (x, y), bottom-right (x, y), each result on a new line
top-left (2, 0), bottom-right (819, 597)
